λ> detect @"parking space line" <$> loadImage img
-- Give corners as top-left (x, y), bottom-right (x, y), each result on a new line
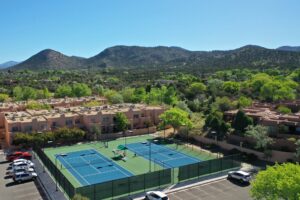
top-left (15, 191), bottom-right (41, 199)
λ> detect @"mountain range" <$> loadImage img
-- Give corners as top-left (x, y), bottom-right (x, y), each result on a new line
top-left (5, 45), bottom-right (300, 71)
top-left (276, 46), bottom-right (300, 52)
top-left (0, 61), bottom-right (19, 68)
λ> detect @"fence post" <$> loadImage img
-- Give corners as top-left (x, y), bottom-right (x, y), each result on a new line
top-left (94, 184), bottom-right (96, 200)
top-left (197, 162), bottom-right (200, 179)
top-left (220, 157), bottom-right (223, 171)
top-left (112, 181), bottom-right (114, 199)
top-left (159, 170), bottom-right (161, 188)
top-left (143, 173), bottom-right (146, 192)
top-left (128, 177), bottom-right (130, 196)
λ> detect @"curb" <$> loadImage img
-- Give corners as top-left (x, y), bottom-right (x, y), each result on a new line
top-left (133, 175), bottom-right (227, 200)
top-left (165, 175), bottom-right (227, 194)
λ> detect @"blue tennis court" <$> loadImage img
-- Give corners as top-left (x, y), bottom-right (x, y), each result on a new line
top-left (56, 149), bottom-right (132, 186)
top-left (127, 142), bottom-right (201, 168)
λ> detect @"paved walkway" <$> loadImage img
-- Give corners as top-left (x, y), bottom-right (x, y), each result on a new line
top-left (32, 152), bottom-right (67, 200)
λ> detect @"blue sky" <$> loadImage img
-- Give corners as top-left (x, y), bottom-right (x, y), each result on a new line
top-left (0, 0), bottom-right (299, 63)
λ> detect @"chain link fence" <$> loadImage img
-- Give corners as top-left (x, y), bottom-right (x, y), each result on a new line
top-left (35, 146), bottom-right (241, 200)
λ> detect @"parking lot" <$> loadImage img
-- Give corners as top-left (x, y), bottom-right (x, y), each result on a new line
top-left (0, 152), bottom-right (43, 200)
top-left (168, 178), bottom-right (252, 200)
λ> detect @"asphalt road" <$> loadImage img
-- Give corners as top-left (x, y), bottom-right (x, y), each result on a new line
top-left (168, 178), bottom-right (252, 200)
top-left (0, 153), bottom-right (43, 200)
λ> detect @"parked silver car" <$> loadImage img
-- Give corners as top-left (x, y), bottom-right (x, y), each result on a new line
top-left (228, 170), bottom-right (252, 183)
top-left (13, 171), bottom-right (37, 183)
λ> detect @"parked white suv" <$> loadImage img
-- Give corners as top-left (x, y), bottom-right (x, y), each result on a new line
top-left (9, 158), bottom-right (28, 166)
top-left (145, 191), bottom-right (168, 200)
top-left (13, 171), bottom-right (37, 183)
top-left (11, 160), bottom-right (35, 168)
top-left (228, 170), bottom-right (251, 183)
top-left (7, 167), bottom-right (35, 176)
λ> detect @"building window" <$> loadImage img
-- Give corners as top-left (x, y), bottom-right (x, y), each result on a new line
top-left (134, 114), bottom-right (139, 119)
top-left (40, 125), bottom-right (46, 130)
top-left (11, 127), bottom-right (19, 132)
top-left (66, 119), bottom-right (73, 126)
top-left (25, 126), bottom-right (32, 132)
top-left (141, 113), bottom-right (145, 117)
top-left (75, 119), bottom-right (80, 124)
top-left (102, 117), bottom-right (110, 123)
top-left (52, 122), bottom-right (57, 127)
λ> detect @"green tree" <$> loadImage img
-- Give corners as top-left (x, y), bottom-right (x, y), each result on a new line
top-left (104, 90), bottom-right (124, 104)
top-left (13, 86), bottom-right (23, 101)
top-left (121, 87), bottom-right (135, 103)
top-left (55, 84), bottom-right (73, 98)
top-left (22, 87), bottom-right (37, 100)
top-left (72, 83), bottom-right (92, 97)
top-left (114, 112), bottom-right (129, 132)
top-left (205, 111), bottom-right (229, 139)
top-left (232, 110), bottom-right (253, 135)
top-left (163, 86), bottom-right (178, 106)
top-left (145, 87), bottom-right (164, 105)
top-left (295, 139), bottom-right (300, 161)
top-left (260, 81), bottom-right (296, 102)
top-left (72, 194), bottom-right (89, 200)
top-left (0, 93), bottom-right (9, 102)
top-left (223, 81), bottom-right (240, 94)
top-left (245, 125), bottom-right (273, 151)
top-left (94, 84), bottom-right (104, 96)
top-left (250, 163), bottom-right (300, 200)
top-left (207, 79), bottom-right (223, 97)
top-left (37, 88), bottom-right (52, 99)
top-left (159, 108), bottom-right (192, 134)
top-left (133, 87), bottom-right (146, 103)
top-left (188, 82), bottom-right (206, 98)
top-left (54, 127), bottom-right (85, 143)
top-left (238, 96), bottom-right (252, 108)
top-left (82, 100), bottom-right (102, 107)
top-left (189, 82), bottom-right (206, 93)
top-left (277, 105), bottom-right (292, 114)
top-left (212, 97), bottom-right (236, 112)
top-left (26, 101), bottom-right (51, 110)
top-left (91, 125), bottom-right (101, 141)
top-left (176, 101), bottom-right (191, 114)
top-left (249, 73), bottom-right (272, 94)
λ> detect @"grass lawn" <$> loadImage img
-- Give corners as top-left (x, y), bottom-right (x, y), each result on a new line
top-left (43, 134), bottom-right (216, 188)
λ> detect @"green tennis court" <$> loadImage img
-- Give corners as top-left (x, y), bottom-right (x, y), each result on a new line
top-left (44, 135), bottom-right (216, 188)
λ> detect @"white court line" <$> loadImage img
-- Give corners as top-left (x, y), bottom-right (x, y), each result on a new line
top-left (83, 169), bottom-right (121, 178)
top-left (130, 144), bottom-right (199, 167)
top-left (93, 152), bottom-right (131, 177)
top-left (81, 149), bottom-right (131, 178)
top-left (60, 156), bottom-right (89, 186)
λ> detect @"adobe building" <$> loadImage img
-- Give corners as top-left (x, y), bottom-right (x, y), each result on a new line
top-left (224, 102), bottom-right (300, 136)
top-left (1, 103), bottom-right (164, 147)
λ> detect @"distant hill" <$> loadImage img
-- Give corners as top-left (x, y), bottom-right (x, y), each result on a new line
top-left (0, 61), bottom-right (19, 68)
top-left (88, 45), bottom-right (192, 68)
top-left (277, 46), bottom-right (300, 52)
top-left (11, 49), bottom-right (86, 70)
top-left (9, 45), bottom-right (300, 70)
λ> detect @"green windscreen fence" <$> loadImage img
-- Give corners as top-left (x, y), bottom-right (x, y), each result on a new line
top-left (75, 169), bottom-right (172, 200)
top-left (35, 146), bottom-right (240, 200)
top-left (178, 155), bottom-right (241, 181)
top-left (35, 148), bottom-right (75, 198)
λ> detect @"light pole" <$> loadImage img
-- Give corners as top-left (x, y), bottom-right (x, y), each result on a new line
top-left (55, 155), bottom-right (59, 191)
top-left (163, 120), bottom-right (166, 141)
top-left (214, 134), bottom-right (219, 158)
top-left (149, 140), bottom-right (152, 172)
